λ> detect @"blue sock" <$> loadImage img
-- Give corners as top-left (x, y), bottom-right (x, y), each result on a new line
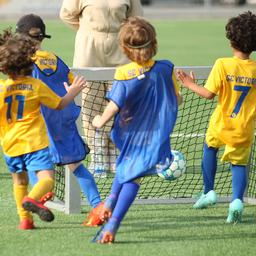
top-left (107, 181), bottom-right (140, 233)
top-left (28, 171), bottom-right (38, 186)
top-left (231, 164), bottom-right (247, 201)
top-left (202, 143), bottom-right (218, 194)
top-left (105, 175), bottom-right (123, 210)
top-left (73, 164), bottom-right (101, 208)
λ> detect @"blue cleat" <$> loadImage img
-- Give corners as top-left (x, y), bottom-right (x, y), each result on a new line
top-left (226, 199), bottom-right (243, 224)
top-left (193, 190), bottom-right (217, 209)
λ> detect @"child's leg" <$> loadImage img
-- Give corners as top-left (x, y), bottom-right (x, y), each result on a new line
top-left (231, 164), bottom-right (247, 201)
top-left (83, 174), bottom-right (122, 227)
top-left (104, 175), bottom-right (123, 210)
top-left (98, 180), bottom-right (140, 243)
top-left (226, 164), bottom-right (246, 223)
top-left (28, 171), bottom-right (38, 186)
top-left (12, 172), bottom-right (33, 224)
top-left (28, 170), bottom-right (54, 200)
top-left (202, 143), bottom-right (218, 194)
top-left (22, 170), bottom-right (55, 222)
top-left (69, 162), bottom-right (101, 208)
top-left (193, 143), bottom-right (218, 209)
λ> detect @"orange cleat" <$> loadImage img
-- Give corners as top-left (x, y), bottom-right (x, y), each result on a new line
top-left (97, 231), bottom-right (115, 244)
top-left (22, 196), bottom-right (54, 222)
top-left (92, 218), bottom-right (118, 244)
top-left (39, 192), bottom-right (54, 205)
top-left (19, 219), bottom-right (35, 230)
top-left (83, 202), bottom-right (105, 227)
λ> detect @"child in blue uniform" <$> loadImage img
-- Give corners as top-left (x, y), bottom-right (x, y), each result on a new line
top-left (91, 17), bottom-right (183, 243)
top-left (16, 14), bottom-right (103, 226)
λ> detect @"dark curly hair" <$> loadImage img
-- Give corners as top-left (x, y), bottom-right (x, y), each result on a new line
top-left (119, 17), bottom-right (157, 65)
top-left (226, 11), bottom-right (256, 54)
top-left (0, 29), bottom-right (37, 78)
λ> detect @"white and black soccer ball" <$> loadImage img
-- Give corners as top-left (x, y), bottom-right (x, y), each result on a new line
top-left (157, 150), bottom-right (186, 181)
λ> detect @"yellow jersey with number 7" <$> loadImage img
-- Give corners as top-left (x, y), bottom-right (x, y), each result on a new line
top-left (0, 76), bottom-right (61, 157)
top-left (205, 56), bottom-right (256, 147)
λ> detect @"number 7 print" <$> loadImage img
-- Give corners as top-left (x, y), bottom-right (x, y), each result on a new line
top-left (231, 85), bottom-right (250, 118)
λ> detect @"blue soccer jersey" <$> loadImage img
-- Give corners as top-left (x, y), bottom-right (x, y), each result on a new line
top-left (32, 50), bottom-right (88, 165)
top-left (107, 60), bottom-right (179, 183)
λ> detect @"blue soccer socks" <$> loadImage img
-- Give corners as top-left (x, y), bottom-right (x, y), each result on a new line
top-left (73, 164), bottom-right (101, 208)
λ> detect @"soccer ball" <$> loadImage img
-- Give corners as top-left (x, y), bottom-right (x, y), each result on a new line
top-left (157, 150), bottom-right (186, 181)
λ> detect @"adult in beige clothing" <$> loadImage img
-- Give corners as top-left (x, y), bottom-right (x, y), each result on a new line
top-left (60, 0), bottom-right (143, 175)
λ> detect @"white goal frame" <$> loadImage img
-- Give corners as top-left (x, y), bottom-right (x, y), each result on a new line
top-left (46, 66), bottom-right (256, 214)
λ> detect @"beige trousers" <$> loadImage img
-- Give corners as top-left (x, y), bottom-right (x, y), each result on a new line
top-left (82, 81), bottom-right (118, 173)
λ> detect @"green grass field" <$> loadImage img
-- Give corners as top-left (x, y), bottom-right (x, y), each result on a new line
top-left (1, 19), bottom-right (256, 256)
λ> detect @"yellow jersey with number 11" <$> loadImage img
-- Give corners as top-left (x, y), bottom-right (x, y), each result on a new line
top-left (0, 76), bottom-right (61, 157)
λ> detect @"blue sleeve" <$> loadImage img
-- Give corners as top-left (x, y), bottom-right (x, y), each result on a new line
top-left (106, 80), bottom-right (126, 109)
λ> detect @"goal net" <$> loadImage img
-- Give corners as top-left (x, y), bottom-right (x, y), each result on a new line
top-left (47, 66), bottom-right (256, 213)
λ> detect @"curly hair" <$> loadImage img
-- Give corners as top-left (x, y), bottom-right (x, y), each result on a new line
top-left (226, 11), bottom-right (256, 54)
top-left (0, 29), bottom-right (37, 78)
top-left (119, 17), bottom-right (157, 65)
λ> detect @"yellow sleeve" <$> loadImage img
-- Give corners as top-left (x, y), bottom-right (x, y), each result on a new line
top-left (38, 80), bottom-right (62, 109)
top-left (204, 59), bottom-right (223, 95)
top-left (114, 67), bottom-right (126, 80)
top-left (172, 72), bottom-right (180, 96)
top-left (68, 71), bottom-right (75, 84)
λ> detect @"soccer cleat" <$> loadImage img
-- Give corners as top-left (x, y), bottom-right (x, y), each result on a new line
top-left (19, 219), bottom-right (35, 230)
top-left (226, 199), bottom-right (244, 224)
top-left (92, 218), bottom-right (118, 244)
top-left (97, 230), bottom-right (115, 244)
top-left (193, 190), bottom-right (217, 209)
top-left (22, 196), bottom-right (54, 222)
top-left (83, 202), bottom-right (105, 227)
top-left (39, 192), bottom-right (54, 205)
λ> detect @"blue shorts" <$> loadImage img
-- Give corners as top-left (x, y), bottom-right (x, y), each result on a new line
top-left (4, 147), bottom-right (54, 173)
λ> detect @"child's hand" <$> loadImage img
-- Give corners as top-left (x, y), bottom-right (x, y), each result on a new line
top-left (57, 76), bottom-right (87, 110)
top-left (92, 115), bottom-right (103, 129)
top-left (63, 76), bottom-right (86, 94)
top-left (176, 69), bottom-right (195, 89)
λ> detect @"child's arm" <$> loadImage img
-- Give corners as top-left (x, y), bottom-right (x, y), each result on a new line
top-left (57, 76), bottom-right (86, 110)
top-left (176, 69), bottom-right (215, 100)
top-left (173, 73), bottom-right (183, 105)
top-left (92, 101), bottom-right (119, 129)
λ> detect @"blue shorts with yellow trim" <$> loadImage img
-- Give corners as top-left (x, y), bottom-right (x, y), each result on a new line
top-left (4, 147), bottom-right (54, 173)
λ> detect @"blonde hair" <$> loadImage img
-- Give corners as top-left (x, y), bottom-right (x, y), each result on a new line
top-left (119, 17), bottom-right (157, 65)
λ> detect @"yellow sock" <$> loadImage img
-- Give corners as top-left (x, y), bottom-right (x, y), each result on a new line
top-left (13, 184), bottom-right (33, 221)
top-left (28, 178), bottom-right (54, 201)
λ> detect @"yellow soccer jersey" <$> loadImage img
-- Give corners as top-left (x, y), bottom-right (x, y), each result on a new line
top-left (0, 76), bottom-right (61, 157)
top-left (205, 56), bottom-right (256, 147)
top-left (33, 50), bottom-right (74, 83)
top-left (114, 60), bottom-right (180, 95)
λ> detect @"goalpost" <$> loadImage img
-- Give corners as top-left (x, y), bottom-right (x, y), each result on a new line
top-left (46, 66), bottom-right (256, 214)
